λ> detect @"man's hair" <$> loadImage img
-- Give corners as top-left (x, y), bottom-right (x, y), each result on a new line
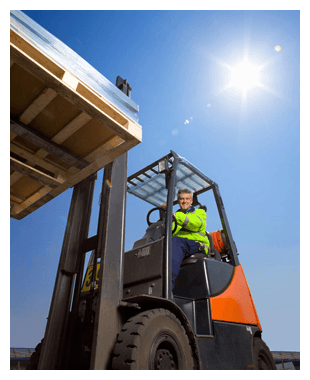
top-left (177, 189), bottom-right (193, 200)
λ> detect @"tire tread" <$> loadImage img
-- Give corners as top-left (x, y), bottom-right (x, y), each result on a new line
top-left (112, 308), bottom-right (193, 370)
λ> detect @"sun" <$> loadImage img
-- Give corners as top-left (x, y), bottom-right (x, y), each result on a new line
top-left (230, 60), bottom-right (260, 92)
top-left (211, 50), bottom-right (276, 109)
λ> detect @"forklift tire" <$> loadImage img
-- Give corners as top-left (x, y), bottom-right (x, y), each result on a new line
top-left (112, 308), bottom-right (194, 370)
top-left (26, 339), bottom-right (43, 370)
top-left (252, 337), bottom-right (277, 370)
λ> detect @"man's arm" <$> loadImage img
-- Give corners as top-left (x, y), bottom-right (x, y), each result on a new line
top-left (174, 209), bottom-right (206, 232)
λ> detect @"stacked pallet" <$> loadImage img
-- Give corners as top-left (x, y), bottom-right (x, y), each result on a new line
top-left (10, 12), bottom-right (142, 220)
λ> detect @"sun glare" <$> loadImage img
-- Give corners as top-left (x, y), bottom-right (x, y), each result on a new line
top-left (230, 60), bottom-right (260, 92)
top-left (212, 49), bottom-right (276, 109)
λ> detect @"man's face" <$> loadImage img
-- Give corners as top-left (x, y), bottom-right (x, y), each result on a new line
top-left (178, 193), bottom-right (193, 212)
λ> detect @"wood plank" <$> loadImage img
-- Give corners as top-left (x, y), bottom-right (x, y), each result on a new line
top-left (10, 173), bottom-right (43, 200)
top-left (65, 135), bottom-right (125, 176)
top-left (19, 87), bottom-right (57, 125)
top-left (11, 191), bottom-right (54, 220)
top-left (10, 29), bottom-right (65, 79)
top-left (10, 157), bottom-right (63, 189)
top-left (11, 200), bottom-right (18, 207)
top-left (28, 112), bottom-right (92, 165)
top-left (124, 119), bottom-right (142, 142)
top-left (10, 143), bottom-right (69, 180)
top-left (76, 82), bottom-right (128, 126)
top-left (83, 136), bottom-right (124, 162)
top-left (52, 111), bottom-right (92, 144)
top-left (60, 138), bottom-right (139, 188)
top-left (10, 140), bottom-right (70, 186)
top-left (11, 186), bottom-right (52, 216)
top-left (10, 171), bottom-right (23, 186)
top-left (61, 71), bottom-right (79, 90)
top-left (10, 194), bottom-right (25, 204)
top-left (10, 117), bottom-right (89, 169)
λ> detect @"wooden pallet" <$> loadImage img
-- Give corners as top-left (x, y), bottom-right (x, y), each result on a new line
top-left (10, 28), bottom-right (142, 220)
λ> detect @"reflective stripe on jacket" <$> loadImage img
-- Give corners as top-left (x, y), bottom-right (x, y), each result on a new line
top-left (172, 206), bottom-right (209, 254)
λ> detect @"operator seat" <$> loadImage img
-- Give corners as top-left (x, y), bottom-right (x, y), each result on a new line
top-left (132, 220), bottom-right (165, 249)
top-left (181, 231), bottom-right (221, 267)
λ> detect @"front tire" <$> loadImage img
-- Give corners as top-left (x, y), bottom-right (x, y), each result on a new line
top-left (112, 308), bottom-right (194, 370)
top-left (253, 337), bottom-right (276, 370)
top-left (26, 339), bottom-right (43, 370)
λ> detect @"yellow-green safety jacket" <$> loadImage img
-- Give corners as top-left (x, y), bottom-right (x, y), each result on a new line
top-left (172, 206), bottom-right (210, 254)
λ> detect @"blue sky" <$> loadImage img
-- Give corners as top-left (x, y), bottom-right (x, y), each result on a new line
top-left (10, 9), bottom-right (300, 353)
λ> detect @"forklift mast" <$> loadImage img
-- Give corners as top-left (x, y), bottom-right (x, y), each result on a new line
top-left (37, 78), bottom-right (131, 370)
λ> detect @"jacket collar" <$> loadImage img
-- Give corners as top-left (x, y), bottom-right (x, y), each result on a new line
top-left (177, 205), bottom-right (195, 214)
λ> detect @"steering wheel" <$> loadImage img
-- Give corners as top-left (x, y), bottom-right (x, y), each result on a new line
top-left (147, 207), bottom-right (165, 226)
top-left (146, 207), bottom-right (178, 234)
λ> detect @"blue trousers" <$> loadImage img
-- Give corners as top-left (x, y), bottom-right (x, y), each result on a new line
top-left (172, 236), bottom-right (201, 289)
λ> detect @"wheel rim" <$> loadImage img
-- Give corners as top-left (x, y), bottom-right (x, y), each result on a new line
top-left (150, 333), bottom-right (183, 370)
top-left (155, 349), bottom-right (175, 370)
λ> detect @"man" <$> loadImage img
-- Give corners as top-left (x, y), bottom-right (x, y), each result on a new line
top-left (170, 189), bottom-right (209, 289)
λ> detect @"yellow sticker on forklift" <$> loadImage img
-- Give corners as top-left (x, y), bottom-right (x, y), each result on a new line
top-left (81, 263), bottom-right (101, 293)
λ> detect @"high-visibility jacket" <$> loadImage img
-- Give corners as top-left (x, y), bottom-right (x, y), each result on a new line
top-left (172, 206), bottom-right (209, 254)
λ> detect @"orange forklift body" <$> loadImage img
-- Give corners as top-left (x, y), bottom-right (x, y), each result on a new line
top-left (210, 265), bottom-right (261, 329)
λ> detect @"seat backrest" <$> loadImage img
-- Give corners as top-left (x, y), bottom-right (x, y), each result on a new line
top-left (174, 256), bottom-right (235, 299)
top-left (132, 220), bottom-right (165, 249)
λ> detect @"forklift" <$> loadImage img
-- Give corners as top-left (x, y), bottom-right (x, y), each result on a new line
top-left (26, 78), bottom-right (275, 370)
top-left (28, 149), bottom-right (276, 370)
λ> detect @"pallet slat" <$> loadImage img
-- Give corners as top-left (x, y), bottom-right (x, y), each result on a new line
top-left (10, 143), bottom-right (69, 180)
top-left (19, 87), bottom-right (57, 125)
top-left (51, 112), bottom-right (92, 145)
top-left (11, 186), bottom-right (52, 216)
top-left (11, 117), bottom-right (89, 169)
top-left (10, 157), bottom-right (63, 188)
